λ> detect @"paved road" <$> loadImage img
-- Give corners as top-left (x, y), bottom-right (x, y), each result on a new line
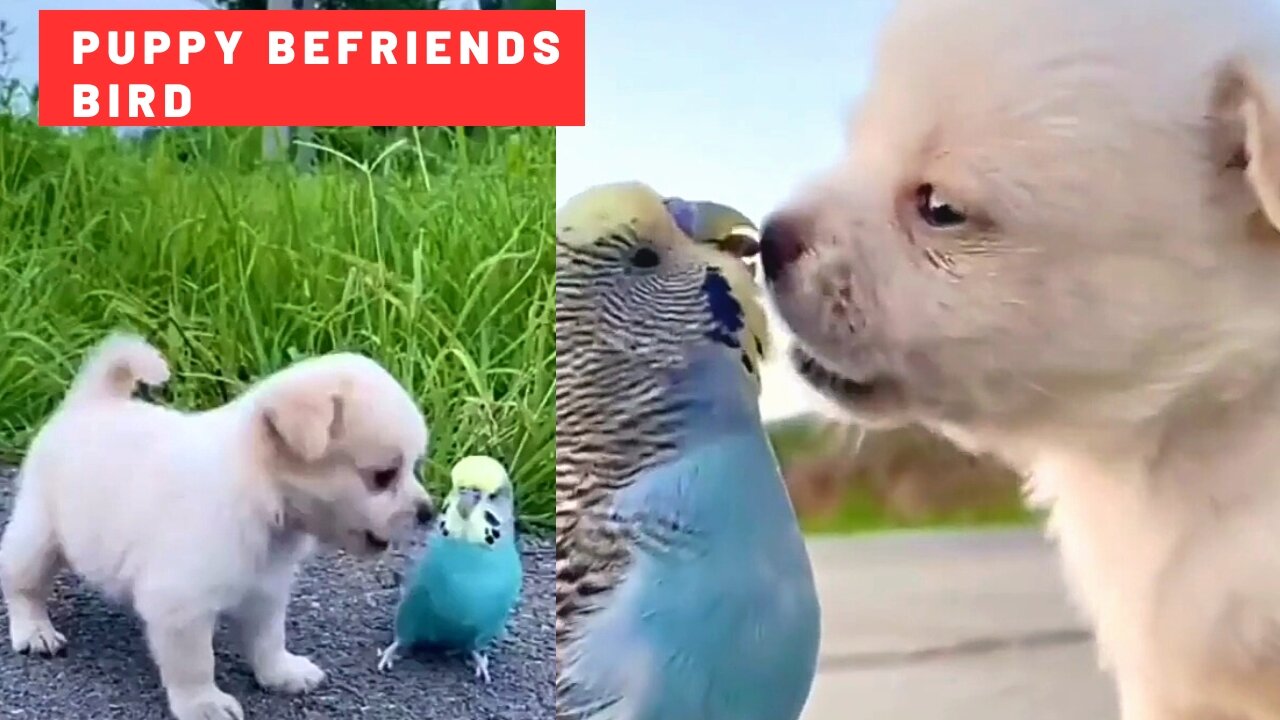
top-left (0, 465), bottom-right (553, 720)
top-left (802, 529), bottom-right (1117, 720)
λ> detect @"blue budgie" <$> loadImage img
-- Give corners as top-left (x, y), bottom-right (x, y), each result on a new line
top-left (377, 455), bottom-right (523, 682)
top-left (555, 182), bottom-right (822, 720)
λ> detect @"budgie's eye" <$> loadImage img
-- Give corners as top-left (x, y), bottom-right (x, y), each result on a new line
top-left (630, 247), bottom-right (660, 268)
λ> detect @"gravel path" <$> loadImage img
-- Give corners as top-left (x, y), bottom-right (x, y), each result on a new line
top-left (0, 464), bottom-right (553, 720)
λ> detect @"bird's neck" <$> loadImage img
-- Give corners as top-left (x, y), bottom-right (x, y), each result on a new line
top-left (666, 347), bottom-right (763, 444)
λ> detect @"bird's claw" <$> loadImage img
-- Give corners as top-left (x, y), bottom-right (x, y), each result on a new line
top-left (471, 651), bottom-right (491, 684)
top-left (376, 642), bottom-right (400, 673)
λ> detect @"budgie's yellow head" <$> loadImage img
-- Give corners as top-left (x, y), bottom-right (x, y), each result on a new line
top-left (440, 455), bottom-right (514, 546)
top-left (556, 181), bottom-right (771, 391)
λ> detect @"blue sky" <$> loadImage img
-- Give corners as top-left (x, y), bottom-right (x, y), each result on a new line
top-left (556, 0), bottom-right (893, 418)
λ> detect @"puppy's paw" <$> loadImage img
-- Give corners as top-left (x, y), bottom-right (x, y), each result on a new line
top-left (169, 688), bottom-right (243, 720)
top-left (10, 619), bottom-right (66, 657)
top-left (255, 652), bottom-right (326, 694)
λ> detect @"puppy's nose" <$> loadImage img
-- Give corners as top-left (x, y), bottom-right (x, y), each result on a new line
top-left (760, 211), bottom-right (812, 283)
top-left (415, 499), bottom-right (437, 526)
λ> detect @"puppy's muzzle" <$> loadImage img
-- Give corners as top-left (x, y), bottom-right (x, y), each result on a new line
top-left (760, 211), bottom-right (813, 283)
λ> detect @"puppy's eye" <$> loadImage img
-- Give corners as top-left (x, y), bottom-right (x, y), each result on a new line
top-left (915, 184), bottom-right (967, 228)
top-left (371, 468), bottom-right (397, 491)
top-left (630, 247), bottom-right (660, 268)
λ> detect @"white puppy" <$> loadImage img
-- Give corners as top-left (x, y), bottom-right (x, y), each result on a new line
top-left (0, 333), bottom-right (434, 720)
top-left (762, 0), bottom-right (1280, 717)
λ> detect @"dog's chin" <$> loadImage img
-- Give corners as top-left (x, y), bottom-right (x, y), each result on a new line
top-left (789, 345), bottom-right (908, 425)
top-left (362, 530), bottom-right (391, 553)
top-left (323, 528), bottom-right (393, 557)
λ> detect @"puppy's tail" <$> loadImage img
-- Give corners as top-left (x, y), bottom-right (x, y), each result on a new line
top-left (63, 333), bottom-right (170, 408)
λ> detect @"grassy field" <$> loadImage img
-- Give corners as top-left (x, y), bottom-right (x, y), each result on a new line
top-left (0, 119), bottom-right (554, 530)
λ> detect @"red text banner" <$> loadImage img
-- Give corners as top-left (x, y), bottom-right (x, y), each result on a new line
top-left (38, 9), bottom-right (585, 127)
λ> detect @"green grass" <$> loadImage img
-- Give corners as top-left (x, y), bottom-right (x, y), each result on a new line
top-left (0, 120), bottom-right (554, 531)
top-left (799, 492), bottom-right (1035, 535)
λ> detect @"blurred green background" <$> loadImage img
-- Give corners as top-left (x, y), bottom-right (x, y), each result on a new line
top-left (769, 414), bottom-right (1035, 534)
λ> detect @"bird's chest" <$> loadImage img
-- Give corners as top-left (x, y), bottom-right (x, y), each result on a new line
top-left (399, 540), bottom-right (519, 643)
top-left (637, 527), bottom-right (819, 716)
top-left (568, 461), bottom-right (821, 720)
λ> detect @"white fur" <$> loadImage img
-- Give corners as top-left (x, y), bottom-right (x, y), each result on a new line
top-left (766, 0), bottom-right (1280, 716)
top-left (0, 333), bottom-right (433, 720)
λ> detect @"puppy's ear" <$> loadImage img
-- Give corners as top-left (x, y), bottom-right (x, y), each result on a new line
top-left (262, 388), bottom-right (344, 463)
top-left (1216, 57), bottom-right (1280, 229)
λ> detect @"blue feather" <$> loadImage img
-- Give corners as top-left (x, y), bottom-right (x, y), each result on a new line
top-left (662, 196), bottom-right (699, 238)
top-left (560, 351), bottom-right (821, 720)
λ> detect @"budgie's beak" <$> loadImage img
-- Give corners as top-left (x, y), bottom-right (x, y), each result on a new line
top-left (663, 197), bottom-right (761, 277)
top-left (456, 488), bottom-right (483, 519)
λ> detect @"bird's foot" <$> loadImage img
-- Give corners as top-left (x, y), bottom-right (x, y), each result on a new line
top-left (376, 642), bottom-right (401, 673)
top-left (471, 651), bottom-right (491, 684)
